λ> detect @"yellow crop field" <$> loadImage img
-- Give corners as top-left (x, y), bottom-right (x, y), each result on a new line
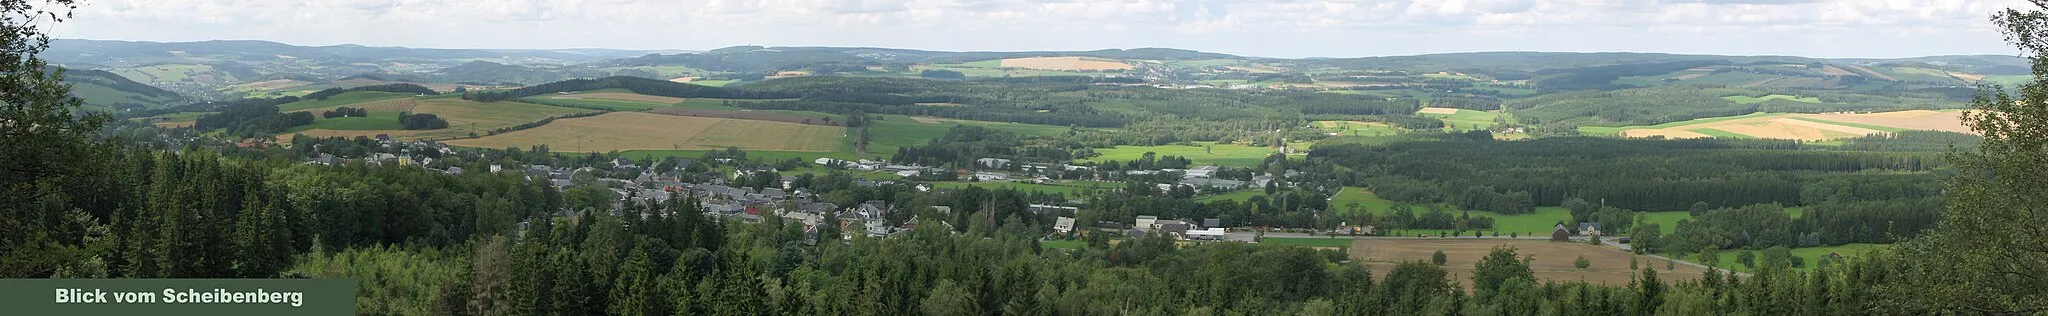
top-left (1608, 110), bottom-right (1969, 141)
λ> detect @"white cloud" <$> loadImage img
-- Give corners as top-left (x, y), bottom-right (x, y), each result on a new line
top-left (49, 0), bottom-right (2039, 58)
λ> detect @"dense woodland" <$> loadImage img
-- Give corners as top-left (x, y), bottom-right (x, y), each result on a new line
top-left (304, 83), bottom-right (438, 100)
top-left (192, 98), bottom-right (315, 136)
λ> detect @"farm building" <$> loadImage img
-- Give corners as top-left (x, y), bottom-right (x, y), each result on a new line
top-left (1551, 224), bottom-right (1572, 241)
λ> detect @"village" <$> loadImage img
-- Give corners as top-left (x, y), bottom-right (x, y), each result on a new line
top-left (275, 135), bottom-right (1360, 245)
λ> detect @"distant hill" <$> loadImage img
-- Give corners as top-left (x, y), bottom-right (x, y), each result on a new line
top-left (599, 46), bottom-right (1238, 73)
top-left (45, 39), bottom-right (676, 67)
top-left (58, 68), bottom-right (184, 110)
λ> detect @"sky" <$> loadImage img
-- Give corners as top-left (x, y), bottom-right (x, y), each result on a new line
top-left (53, 0), bottom-right (2039, 59)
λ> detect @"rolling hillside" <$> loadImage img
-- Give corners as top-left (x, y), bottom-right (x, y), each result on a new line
top-left (59, 68), bottom-right (184, 110)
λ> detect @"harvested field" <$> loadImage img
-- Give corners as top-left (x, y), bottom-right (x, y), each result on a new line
top-left (1844, 65), bottom-right (1897, 81)
top-left (154, 121), bottom-right (195, 128)
top-left (1950, 72), bottom-right (1986, 83)
top-left (1607, 110), bottom-right (1969, 141)
top-left (669, 76), bottom-right (698, 83)
top-left (1350, 239), bottom-right (1706, 288)
top-left (1805, 110), bottom-right (1974, 134)
top-left (1417, 107), bottom-right (1461, 115)
top-left (998, 57), bottom-right (1133, 71)
top-left (910, 116), bottom-right (945, 124)
top-left (443, 112), bottom-right (844, 152)
top-left (548, 92), bottom-right (685, 105)
top-left (1670, 73), bottom-right (1707, 80)
top-left (646, 108), bottom-right (836, 125)
top-left (1771, 118), bottom-right (1885, 137)
top-left (1620, 129), bottom-right (1710, 139)
top-left (1819, 65), bottom-right (1856, 76)
top-left (1709, 121), bottom-right (1832, 140)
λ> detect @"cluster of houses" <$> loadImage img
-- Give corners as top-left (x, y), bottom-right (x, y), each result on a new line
top-left (304, 138), bottom-right (466, 175)
top-left (1112, 215), bottom-right (1247, 242)
top-left (521, 158), bottom-right (928, 243)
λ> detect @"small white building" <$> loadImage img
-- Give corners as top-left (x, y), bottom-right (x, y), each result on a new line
top-left (1185, 228), bottom-right (1227, 240)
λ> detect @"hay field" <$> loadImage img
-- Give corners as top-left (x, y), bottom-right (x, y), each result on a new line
top-left (1949, 72), bottom-right (1987, 83)
top-left (998, 57), bottom-right (1133, 71)
top-left (1315, 120), bottom-right (1400, 137)
top-left (1605, 110), bottom-right (1968, 141)
top-left (546, 92), bottom-right (685, 105)
top-left (444, 112), bottom-right (844, 152)
top-left (1619, 129), bottom-right (1711, 139)
top-left (1350, 239), bottom-right (1706, 288)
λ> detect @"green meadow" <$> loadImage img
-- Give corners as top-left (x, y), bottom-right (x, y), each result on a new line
top-left (1722, 94), bottom-right (1820, 104)
top-left (1686, 243), bottom-right (1890, 273)
top-left (1077, 141), bottom-right (1290, 167)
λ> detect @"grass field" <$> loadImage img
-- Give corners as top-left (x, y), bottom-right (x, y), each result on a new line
top-left (1314, 121), bottom-right (1403, 137)
top-left (1683, 243), bottom-right (1889, 273)
top-left (1722, 94), bottom-right (1820, 104)
top-left (1351, 239), bottom-right (1708, 287)
top-left (863, 114), bottom-right (1070, 156)
top-left (445, 112), bottom-right (844, 153)
top-left (287, 98), bottom-right (594, 141)
top-left (1077, 141), bottom-right (1291, 167)
top-left (110, 64), bottom-right (212, 83)
top-left (1328, 188), bottom-right (1792, 237)
top-left (1417, 107), bottom-right (1501, 131)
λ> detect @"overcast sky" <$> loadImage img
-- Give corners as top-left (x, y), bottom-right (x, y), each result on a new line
top-left (52, 0), bottom-right (2036, 58)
